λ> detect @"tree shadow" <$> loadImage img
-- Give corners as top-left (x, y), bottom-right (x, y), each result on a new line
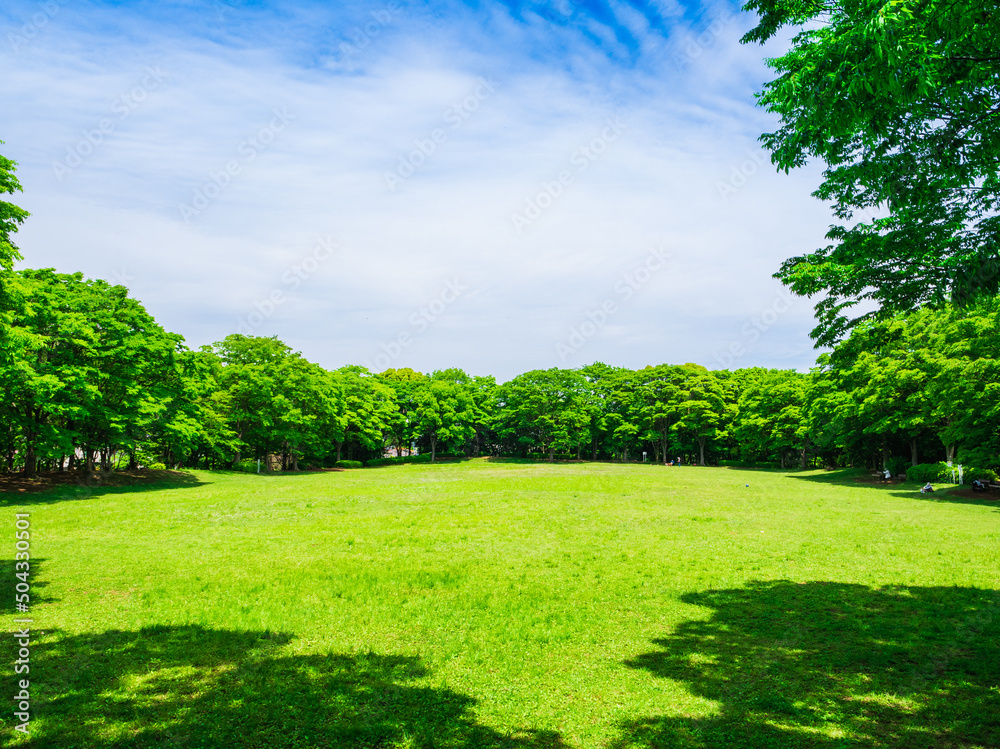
top-left (614, 580), bottom-right (1000, 749)
top-left (3, 625), bottom-right (569, 749)
top-left (0, 470), bottom-right (206, 507)
top-left (0, 557), bottom-right (56, 614)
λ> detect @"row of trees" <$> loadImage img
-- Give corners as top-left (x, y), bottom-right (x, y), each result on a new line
top-left (2, 263), bottom-right (997, 475)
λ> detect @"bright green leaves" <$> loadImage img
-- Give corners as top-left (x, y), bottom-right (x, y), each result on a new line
top-left (743, 0), bottom-right (1000, 343)
top-left (0, 144), bottom-right (29, 273)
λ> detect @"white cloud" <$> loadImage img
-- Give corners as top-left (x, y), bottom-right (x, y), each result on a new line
top-left (1, 0), bottom-right (833, 381)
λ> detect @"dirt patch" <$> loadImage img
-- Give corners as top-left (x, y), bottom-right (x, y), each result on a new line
top-left (0, 469), bottom-right (191, 494)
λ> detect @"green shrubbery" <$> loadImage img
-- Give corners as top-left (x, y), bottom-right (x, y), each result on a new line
top-left (717, 460), bottom-right (778, 469)
top-left (230, 459), bottom-right (259, 473)
top-left (366, 453), bottom-right (466, 467)
top-left (904, 462), bottom-right (998, 484)
top-left (334, 460), bottom-right (364, 469)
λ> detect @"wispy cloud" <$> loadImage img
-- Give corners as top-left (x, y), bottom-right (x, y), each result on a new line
top-left (0, 0), bottom-right (829, 380)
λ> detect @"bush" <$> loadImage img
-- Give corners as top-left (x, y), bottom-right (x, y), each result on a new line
top-left (885, 456), bottom-right (910, 477)
top-left (366, 455), bottom-right (432, 467)
top-left (905, 463), bottom-right (947, 483)
top-left (144, 462), bottom-right (167, 471)
top-left (717, 460), bottom-right (777, 469)
top-left (905, 462), bottom-right (998, 484)
top-left (365, 453), bottom-right (466, 467)
top-left (230, 459), bottom-right (259, 473)
top-left (334, 460), bottom-right (364, 469)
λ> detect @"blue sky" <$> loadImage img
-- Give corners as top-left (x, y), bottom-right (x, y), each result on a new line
top-left (1, 0), bottom-right (833, 380)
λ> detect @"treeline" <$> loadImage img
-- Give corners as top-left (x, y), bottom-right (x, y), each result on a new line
top-left (2, 268), bottom-right (999, 477)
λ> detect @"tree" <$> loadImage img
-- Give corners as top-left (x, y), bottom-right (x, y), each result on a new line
top-left (332, 365), bottom-right (396, 462)
top-left (411, 377), bottom-right (477, 461)
top-left (379, 368), bottom-right (427, 457)
top-left (673, 365), bottom-right (729, 466)
top-left (742, 0), bottom-right (1000, 345)
top-left (495, 369), bottom-right (592, 461)
top-left (731, 369), bottom-right (810, 468)
top-left (634, 364), bottom-right (686, 464)
top-left (2, 269), bottom-right (184, 475)
top-left (0, 143), bottom-right (29, 273)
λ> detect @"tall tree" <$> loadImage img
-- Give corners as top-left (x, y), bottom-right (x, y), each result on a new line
top-left (495, 368), bottom-right (592, 461)
top-left (0, 143), bottom-right (29, 273)
top-left (743, 0), bottom-right (1000, 345)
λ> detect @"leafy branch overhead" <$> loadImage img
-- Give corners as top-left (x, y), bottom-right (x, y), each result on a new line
top-left (743, 0), bottom-right (1000, 345)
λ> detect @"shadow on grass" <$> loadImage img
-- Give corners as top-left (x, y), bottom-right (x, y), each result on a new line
top-left (614, 580), bottom-right (1000, 749)
top-left (0, 470), bottom-right (206, 507)
top-left (0, 557), bottom-right (55, 615)
top-left (6, 625), bottom-right (568, 749)
top-left (782, 469), bottom-right (1000, 510)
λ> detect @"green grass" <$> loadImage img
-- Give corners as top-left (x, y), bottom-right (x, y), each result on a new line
top-left (2, 461), bottom-right (999, 748)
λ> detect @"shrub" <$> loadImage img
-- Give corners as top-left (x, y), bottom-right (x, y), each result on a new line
top-left (905, 463), bottom-right (947, 483)
top-left (905, 462), bottom-right (997, 484)
top-left (334, 460), bottom-right (364, 469)
top-left (885, 456), bottom-right (910, 477)
top-left (144, 462), bottom-right (167, 471)
top-left (366, 455), bottom-right (432, 467)
top-left (366, 453), bottom-right (466, 467)
top-left (230, 459), bottom-right (259, 473)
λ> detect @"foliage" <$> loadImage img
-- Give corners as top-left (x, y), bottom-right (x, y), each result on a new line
top-left (0, 142), bottom-right (29, 272)
top-left (742, 0), bottom-right (1000, 344)
top-left (333, 459), bottom-right (364, 469)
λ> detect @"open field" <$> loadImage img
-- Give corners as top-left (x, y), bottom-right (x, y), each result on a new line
top-left (2, 460), bottom-right (999, 748)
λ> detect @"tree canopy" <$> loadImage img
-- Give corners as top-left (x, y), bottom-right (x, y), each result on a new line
top-left (742, 0), bottom-right (1000, 345)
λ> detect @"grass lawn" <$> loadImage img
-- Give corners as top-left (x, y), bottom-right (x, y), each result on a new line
top-left (2, 460), bottom-right (999, 748)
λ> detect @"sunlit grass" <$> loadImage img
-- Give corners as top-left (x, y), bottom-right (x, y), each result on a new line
top-left (2, 461), bottom-right (999, 748)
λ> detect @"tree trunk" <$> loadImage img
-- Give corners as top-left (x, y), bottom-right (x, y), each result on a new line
top-left (128, 450), bottom-right (137, 470)
top-left (431, 435), bottom-right (437, 462)
top-left (799, 446), bottom-right (807, 470)
top-left (946, 444), bottom-right (956, 463)
top-left (592, 441), bottom-right (597, 461)
top-left (336, 442), bottom-right (343, 462)
top-left (576, 444), bottom-right (581, 460)
top-left (698, 438), bottom-right (706, 466)
top-left (910, 439), bottom-right (919, 466)
top-left (23, 432), bottom-right (37, 477)
top-left (881, 435), bottom-right (889, 471)
top-left (292, 448), bottom-right (299, 472)
top-left (548, 445), bottom-right (554, 462)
